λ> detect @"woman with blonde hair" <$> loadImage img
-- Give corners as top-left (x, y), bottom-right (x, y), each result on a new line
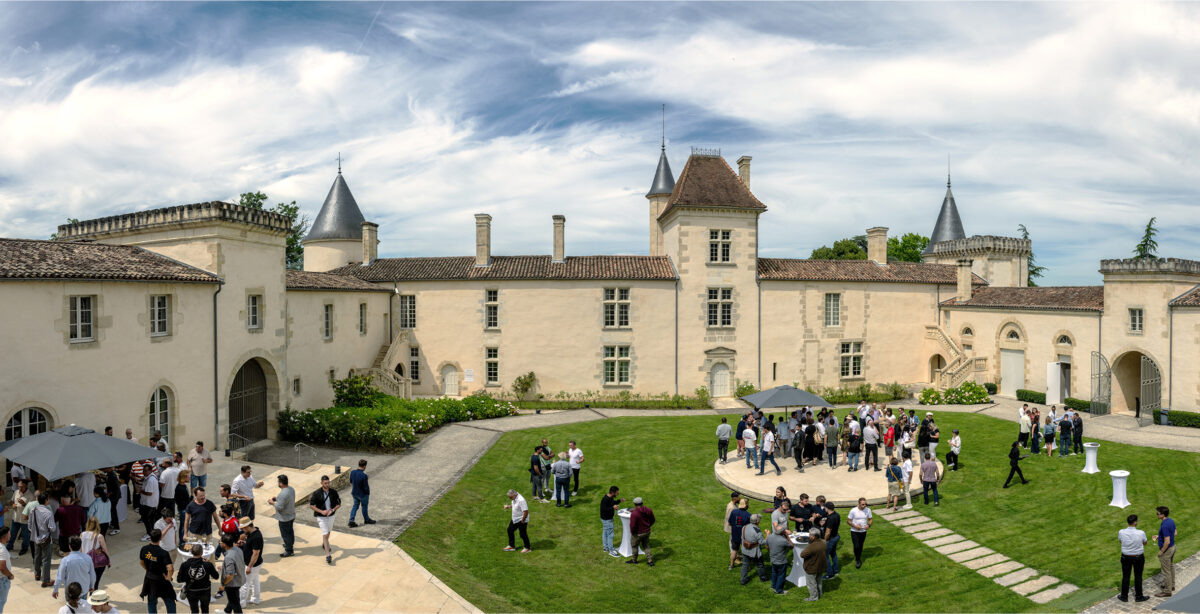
top-left (81, 516), bottom-right (110, 590)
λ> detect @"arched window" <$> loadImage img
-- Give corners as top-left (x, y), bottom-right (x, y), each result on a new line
top-left (149, 388), bottom-right (170, 440)
top-left (5, 407), bottom-right (50, 441)
top-left (1057, 335), bottom-right (1072, 345)
top-left (962, 327), bottom-right (974, 337)
top-left (1007, 330), bottom-right (1020, 341)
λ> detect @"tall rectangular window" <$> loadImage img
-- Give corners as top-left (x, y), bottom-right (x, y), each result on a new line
top-left (69, 295), bottom-right (94, 342)
top-left (358, 303), bottom-right (367, 335)
top-left (409, 346), bottom-right (421, 384)
top-left (486, 347), bottom-right (499, 385)
top-left (706, 288), bottom-right (733, 327)
top-left (150, 295), bottom-right (169, 337)
top-left (323, 304), bottom-right (333, 339)
top-left (603, 288), bottom-right (631, 328)
top-left (824, 293), bottom-right (841, 327)
top-left (485, 289), bottom-right (499, 329)
top-left (247, 295), bottom-right (261, 329)
top-left (1129, 308), bottom-right (1143, 333)
top-left (709, 229), bottom-right (732, 263)
top-left (603, 345), bottom-right (631, 384)
top-left (840, 341), bottom-right (864, 378)
top-left (398, 295), bottom-right (416, 329)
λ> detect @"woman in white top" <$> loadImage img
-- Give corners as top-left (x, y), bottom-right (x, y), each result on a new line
top-left (81, 516), bottom-right (110, 590)
top-left (59, 581), bottom-right (93, 614)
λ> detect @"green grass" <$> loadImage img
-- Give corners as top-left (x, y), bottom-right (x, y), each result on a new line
top-left (396, 413), bottom-right (1200, 612)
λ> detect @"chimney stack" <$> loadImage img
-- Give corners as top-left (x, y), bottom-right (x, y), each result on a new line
top-left (866, 227), bottom-right (888, 264)
top-left (361, 221), bottom-right (379, 266)
top-left (737, 156), bottom-right (752, 189)
top-left (474, 214), bottom-right (492, 267)
top-left (552, 215), bottom-right (565, 263)
top-left (957, 258), bottom-right (974, 302)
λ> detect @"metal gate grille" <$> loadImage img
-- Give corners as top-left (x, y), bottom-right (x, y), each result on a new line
top-left (1140, 355), bottom-right (1161, 426)
top-left (1090, 351), bottom-right (1111, 416)
top-left (229, 360), bottom-right (267, 449)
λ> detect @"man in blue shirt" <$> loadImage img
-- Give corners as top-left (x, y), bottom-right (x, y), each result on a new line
top-left (348, 459), bottom-right (375, 528)
top-left (1156, 506), bottom-right (1176, 597)
top-left (52, 535), bottom-right (95, 601)
top-left (727, 499), bottom-right (750, 571)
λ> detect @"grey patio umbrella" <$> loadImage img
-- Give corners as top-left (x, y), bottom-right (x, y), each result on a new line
top-left (0, 425), bottom-right (158, 481)
top-left (1157, 573), bottom-right (1200, 613)
top-left (740, 385), bottom-right (831, 409)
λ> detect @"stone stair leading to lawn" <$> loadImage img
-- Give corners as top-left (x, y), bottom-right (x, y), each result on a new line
top-left (875, 507), bottom-right (1078, 604)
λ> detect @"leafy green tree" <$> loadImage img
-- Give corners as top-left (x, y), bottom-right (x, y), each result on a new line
top-left (809, 238), bottom-right (866, 260)
top-left (1133, 217), bottom-right (1159, 260)
top-left (239, 191), bottom-right (310, 270)
top-left (1017, 224), bottom-right (1046, 286)
top-left (886, 233), bottom-right (929, 263)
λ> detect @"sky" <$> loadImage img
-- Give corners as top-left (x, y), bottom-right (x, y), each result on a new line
top-left (1, 2), bottom-right (1198, 285)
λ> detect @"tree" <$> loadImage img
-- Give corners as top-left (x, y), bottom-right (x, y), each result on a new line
top-left (886, 233), bottom-right (929, 263)
top-left (1017, 224), bottom-right (1046, 286)
top-left (1133, 217), bottom-right (1159, 260)
top-left (239, 191), bottom-right (310, 270)
top-left (809, 238), bottom-right (866, 260)
top-left (48, 218), bottom-right (81, 240)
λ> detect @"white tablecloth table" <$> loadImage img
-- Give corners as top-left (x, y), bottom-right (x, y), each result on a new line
top-left (1082, 442), bottom-right (1100, 474)
top-left (786, 532), bottom-right (810, 586)
top-left (616, 508), bottom-right (644, 557)
top-left (1109, 470), bottom-right (1131, 508)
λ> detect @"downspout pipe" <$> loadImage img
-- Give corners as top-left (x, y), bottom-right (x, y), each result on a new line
top-left (212, 280), bottom-right (224, 452)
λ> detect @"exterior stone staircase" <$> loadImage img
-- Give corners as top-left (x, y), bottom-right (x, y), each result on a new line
top-left (351, 366), bottom-right (412, 399)
top-left (925, 325), bottom-right (981, 390)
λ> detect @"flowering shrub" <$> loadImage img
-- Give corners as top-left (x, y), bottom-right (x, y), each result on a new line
top-left (918, 388), bottom-right (942, 405)
top-left (919, 381), bottom-right (991, 405)
top-left (278, 395), bottom-right (519, 451)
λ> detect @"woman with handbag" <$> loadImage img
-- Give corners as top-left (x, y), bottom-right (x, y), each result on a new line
top-left (81, 516), bottom-right (111, 590)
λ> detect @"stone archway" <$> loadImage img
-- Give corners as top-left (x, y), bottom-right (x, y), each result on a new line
top-left (229, 358), bottom-right (278, 449)
top-left (929, 354), bottom-right (947, 384)
top-left (1111, 351), bottom-right (1161, 418)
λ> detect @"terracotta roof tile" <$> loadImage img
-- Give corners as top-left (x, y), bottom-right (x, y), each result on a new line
top-left (941, 286), bottom-right (1104, 311)
top-left (0, 238), bottom-right (219, 283)
top-left (1171, 285), bottom-right (1200, 307)
top-left (285, 270), bottom-right (392, 292)
top-left (758, 258), bottom-right (986, 285)
top-left (659, 154), bottom-right (765, 218)
top-left (331, 255), bottom-right (677, 282)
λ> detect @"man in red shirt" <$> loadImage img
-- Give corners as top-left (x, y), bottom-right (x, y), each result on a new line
top-left (54, 494), bottom-right (87, 555)
top-left (627, 497), bottom-right (656, 567)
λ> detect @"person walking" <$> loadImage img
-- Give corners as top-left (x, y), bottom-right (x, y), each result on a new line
top-left (1155, 506), bottom-right (1176, 597)
top-left (728, 498), bottom-right (750, 571)
top-left (0, 527), bottom-right (11, 611)
top-left (218, 535), bottom-right (246, 613)
top-left (87, 589), bottom-right (120, 614)
top-left (348, 460), bottom-right (375, 528)
top-left (800, 532), bottom-right (827, 601)
top-left (626, 497), bottom-right (655, 566)
top-left (138, 529), bottom-right (175, 614)
top-left (848, 498), bottom-right (873, 569)
top-left (599, 486), bottom-right (622, 557)
top-left (822, 501), bottom-right (841, 579)
top-left (53, 535), bottom-right (96, 603)
top-left (81, 517), bottom-right (110, 590)
top-left (178, 544), bottom-right (218, 613)
top-left (1003, 441), bottom-right (1030, 488)
top-left (1018, 410), bottom-right (1031, 448)
top-left (105, 468), bottom-right (122, 536)
top-left (1043, 416), bottom-right (1056, 458)
top-left (1118, 514), bottom-right (1150, 602)
top-left (757, 424), bottom-right (781, 476)
top-left (885, 458), bottom-right (903, 511)
top-left (187, 442), bottom-right (213, 491)
top-left (60, 582), bottom-right (89, 614)
top-left (309, 475), bottom-right (341, 565)
top-left (567, 441), bottom-right (585, 496)
top-left (503, 489), bottom-right (531, 553)
top-left (551, 452), bottom-right (572, 508)
top-left (920, 453), bottom-right (942, 506)
top-left (742, 422), bottom-right (759, 470)
top-left (739, 512), bottom-right (767, 584)
top-left (237, 518), bottom-right (263, 605)
top-left (268, 476), bottom-right (296, 558)
top-left (30, 491), bottom-right (57, 586)
top-left (845, 429), bottom-right (862, 472)
top-left (230, 466), bottom-right (263, 521)
top-left (947, 429), bottom-right (962, 471)
top-left (735, 414), bottom-right (748, 459)
top-left (716, 418), bottom-right (733, 464)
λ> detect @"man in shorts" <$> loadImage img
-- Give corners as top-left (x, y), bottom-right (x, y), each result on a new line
top-left (309, 475), bottom-right (341, 565)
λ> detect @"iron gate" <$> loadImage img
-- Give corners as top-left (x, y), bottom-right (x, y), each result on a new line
top-left (1140, 355), bottom-right (1161, 425)
top-left (1090, 351), bottom-right (1111, 416)
top-left (229, 360), bottom-right (267, 449)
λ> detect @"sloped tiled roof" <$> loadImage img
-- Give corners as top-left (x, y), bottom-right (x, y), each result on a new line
top-left (758, 258), bottom-right (986, 285)
top-left (331, 255), bottom-right (677, 282)
top-left (0, 238), bottom-right (219, 283)
top-left (941, 286), bottom-right (1104, 312)
top-left (1170, 285), bottom-right (1200, 307)
top-left (285, 270), bottom-right (392, 292)
top-left (658, 154), bottom-right (765, 218)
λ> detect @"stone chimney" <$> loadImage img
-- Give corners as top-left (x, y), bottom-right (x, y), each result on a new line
top-left (552, 215), bottom-right (565, 263)
top-left (866, 227), bottom-right (888, 264)
top-left (474, 214), bottom-right (492, 267)
top-left (737, 156), bottom-right (752, 188)
top-left (361, 221), bottom-right (378, 266)
top-left (957, 258), bottom-right (974, 302)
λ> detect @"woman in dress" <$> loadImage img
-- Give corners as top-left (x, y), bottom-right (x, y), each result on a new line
top-left (81, 516), bottom-right (110, 590)
top-left (1043, 416), bottom-right (1056, 458)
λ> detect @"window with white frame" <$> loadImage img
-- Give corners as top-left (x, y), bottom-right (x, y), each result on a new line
top-left (150, 295), bottom-right (170, 337)
top-left (69, 295), bottom-right (94, 342)
top-left (485, 289), bottom-right (499, 329)
top-left (706, 288), bottom-right (733, 327)
top-left (486, 347), bottom-right (499, 384)
top-left (410, 346), bottom-right (421, 384)
top-left (603, 345), bottom-right (631, 384)
top-left (323, 304), bottom-right (334, 339)
top-left (709, 229), bottom-right (732, 263)
top-left (292, 377), bottom-right (301, 395)
top-left (1129, 308), bottom-right (1144, 333)
top-left (358, 303), bottom-right (367, 335)
top-left (148, 387), bottom-right (169, 440)
top-left (247, 295), bottom-right (262, 329)
top-left (824, 293), bottom-right (841, 327)
top-left (603, 288), bottom-right (630, 328)
top-left (398, 295), bottom-right (416, 329)
top-left (840, 341), bottom-right (863, 378)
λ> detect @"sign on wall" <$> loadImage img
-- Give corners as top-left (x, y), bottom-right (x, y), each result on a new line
top-left (464, 369), bottom-right (474, 383)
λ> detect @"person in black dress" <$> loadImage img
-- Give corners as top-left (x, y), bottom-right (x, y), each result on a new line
top-left (1003, 441), bottom-right (1030, 488)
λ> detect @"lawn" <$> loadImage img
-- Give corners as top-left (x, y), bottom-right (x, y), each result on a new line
top-left (394, 412), bottom-right (1200, 612)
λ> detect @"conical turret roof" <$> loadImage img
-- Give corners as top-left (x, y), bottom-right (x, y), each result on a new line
top-left (305, 172), bottom-right (366, 242)
top-left (923, 178), bottom-right (966, 254)
top-left (646, 148), bottom-right (675, 197)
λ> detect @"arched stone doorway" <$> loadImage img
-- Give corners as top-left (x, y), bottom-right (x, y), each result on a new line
top-left (230, 360), bottom-right (269, 449)
top-left (394, 363), bottom-right (405, 378)
top-left (929, 354), bottom-right (947, 384)
top-left (1111, 351), bottom-right (1162, 418)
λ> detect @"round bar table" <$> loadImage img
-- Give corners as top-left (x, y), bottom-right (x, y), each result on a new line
top-left (616, 508), bottom-right (644, 558)
top-left (1082, 442), bottom-right (1100, 474)
top-left (785, 532), bottom-right (810, 586)
top-left (1109, 470), bottom-right (1131, 508)
top-left (175, 542), bottom-right (219, 604)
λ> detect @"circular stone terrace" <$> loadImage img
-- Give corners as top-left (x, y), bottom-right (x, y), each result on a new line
top-left (714, 456), bottom-right (943, 506)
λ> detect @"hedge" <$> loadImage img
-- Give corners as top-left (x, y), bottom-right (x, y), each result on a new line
top-left (1064, 397), bottom-right (1091, 412)
top-left (918, 381), bottom-right (991, 405)
top-left (1016, 389), bottom-right (1046, 404)
top-left (803, 382), bottom-right (909, 405)
top-left (515, 398), bottom-right (704, 410)
top-left (1167, 410), bottom-right (1200, 429)
top-left (984, 383), bottom-right (997, 395)
top-left (278, 395), bottom-right (519, 451)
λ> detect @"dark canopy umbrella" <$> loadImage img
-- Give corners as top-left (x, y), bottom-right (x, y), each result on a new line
top-left (1157, 573), bottom-right (1200, 613)
top-left (740, 385), bottom-right (830, 410)
top-left (0, 425), bottom-right (157, 481)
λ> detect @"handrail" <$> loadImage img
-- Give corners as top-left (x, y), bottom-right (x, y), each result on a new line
top-left (227, 432), bottom-right (251, 451)
top-left (294, 442), bottom-right (318, 468)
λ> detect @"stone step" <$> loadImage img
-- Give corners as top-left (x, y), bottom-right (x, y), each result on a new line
top-left (935, 540), bottom-right (980, 555)
top-left (964, 553), bottom-right (1010, 570)
top-left (901, 521), bottom-right (942, 534)
top-left (977, 560), bottom-right (1023, 577)
top-left (1011, 575), bottom-right (1059, 596)
top-left (995, 568), bottom-right (1038, 587)
top-left (891, 515), bottom-right (931, 527)
top-left (914, 527), bottom-right (953, 541)
top-left (949, 546), bottom-right (995, 562)
top-left (883, 510), bottom-right (921, 521)
top-left (925, 534), bottom-right (967, 548)
top-left (1027, 583), bottom-right (1079, 604)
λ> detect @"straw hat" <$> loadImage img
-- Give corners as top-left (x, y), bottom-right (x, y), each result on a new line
top-left (87, 590), bottom-right (111, 606)
top-left (238, 516), bottom-right (254, 529)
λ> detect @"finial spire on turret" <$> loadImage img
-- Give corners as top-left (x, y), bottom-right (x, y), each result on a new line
top-left (661, 104), bottom-right (666, 151)
top-left (947, 154), bottom-right (951, 188)
top-left (337, 152), bottom-right (342, 175)
top-left (646, 105), bottom-right (675, 197)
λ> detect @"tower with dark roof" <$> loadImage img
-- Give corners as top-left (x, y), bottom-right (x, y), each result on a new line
top-left (923, 175), bottom-right (966, 255)
top-left (646, 146), bottom-right (676, 256)
top-left (921, 175), bottom-right (1032, 286)
top-left (303, 169), bottom-right (372, 272)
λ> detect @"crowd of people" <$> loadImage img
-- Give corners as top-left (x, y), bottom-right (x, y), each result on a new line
top-left (1016, 403), bottom-right (1085, 458)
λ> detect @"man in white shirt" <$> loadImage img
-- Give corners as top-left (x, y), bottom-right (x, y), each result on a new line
top-left (159, 460), bottom-right (180, 502)
top-left (231, 465), bottom-right (264, 520)
top-left (757, 427), bottom-right (780, 476)
top-left (863, 421), bottom-right (880, 471)
top-left (503, 489), bottom-right (531, 553)
top-left (9, 464), bottom-right (25, 487)
top-left (154, 507), bottom-right (179, 557)
top-left (899, 453), bottom-right (914, 510)
top-left (140, 471), bottom-right (161, 541)
top-left (847, 498), bottom-right (874, 570)
top-left (567, 441), bottom-right (585, 496)
top-left (1018, 411), bottom-right (1032, 448)
top-left (1118, 514), bottom-right (1149, 602)
top-left (742, 424), bottom-right (759, 470)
